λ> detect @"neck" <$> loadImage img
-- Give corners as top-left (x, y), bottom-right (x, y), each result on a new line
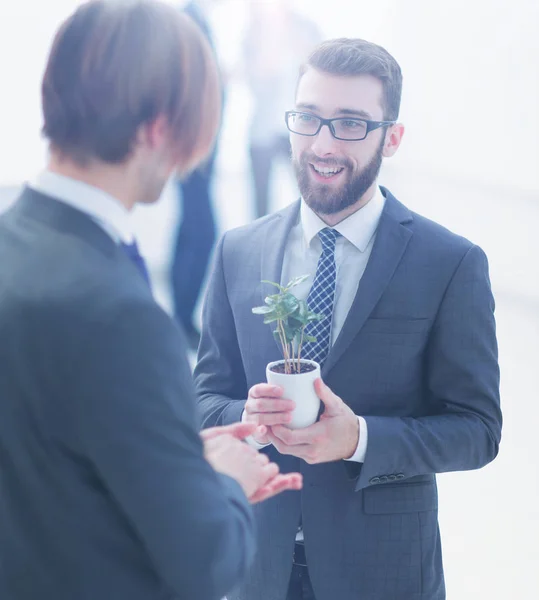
top-left (316, 181), bottom-right (378, 227)
top-left (48, 153), bottom-right (137, 211)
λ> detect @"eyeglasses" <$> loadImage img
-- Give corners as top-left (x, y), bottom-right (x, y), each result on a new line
top-left (285, 111), bottom-right (395, 141)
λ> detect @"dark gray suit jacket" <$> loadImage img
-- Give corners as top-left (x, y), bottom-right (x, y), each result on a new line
top-left (194, 188), bottom-right (502, 600)
top-left (0, 188), bottom-right (255, 600)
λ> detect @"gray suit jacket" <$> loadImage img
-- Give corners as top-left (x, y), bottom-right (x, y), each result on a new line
top-left (194, 188), bottom-right (502, 600)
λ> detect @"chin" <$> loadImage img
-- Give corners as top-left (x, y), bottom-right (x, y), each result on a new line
top-left (141, 182), bottom-right (167, 205)
top-left (303, 195), bottom-right (348, 216)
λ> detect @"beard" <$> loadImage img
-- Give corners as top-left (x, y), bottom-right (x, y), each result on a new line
top-left (293, 137), bottom-right (384, 215)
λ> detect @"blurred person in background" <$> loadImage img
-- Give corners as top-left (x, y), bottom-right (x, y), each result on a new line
top-left (171, 0), bottom-right (224, 350)
top-left (242, 0), bottom-right (322, 219)
top-left (195, 37), bottom-right (502, 600)
top-left (0, 2), bottom-right (301, 600)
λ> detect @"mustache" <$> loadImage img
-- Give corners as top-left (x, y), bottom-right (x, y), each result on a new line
top-left (300, 153), bottom-right (353, 170)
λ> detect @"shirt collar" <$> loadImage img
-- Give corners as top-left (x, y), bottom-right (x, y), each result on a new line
top-left (29, 170), bottom-right (134, 244)
top-left (300, 185), bottom-right (386, 252)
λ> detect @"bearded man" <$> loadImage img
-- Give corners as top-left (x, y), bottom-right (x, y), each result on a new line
top-left (194, 37), bottom-right (502, 600)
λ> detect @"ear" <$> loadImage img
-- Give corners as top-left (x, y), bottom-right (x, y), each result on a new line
top-left (382, 122), bottom-right (405, 158)
top-left (139, 114), bottom-right (170, 151)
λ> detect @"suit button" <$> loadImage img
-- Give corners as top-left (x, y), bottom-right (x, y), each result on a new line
top-left (388, 475), bottom-right (397, 481)
top-left (396, 473), bottom-right (405, 480)
top-left (379, 475), bottom-right (389, 483)
top-left (370, 477), bottom-right (381, 484)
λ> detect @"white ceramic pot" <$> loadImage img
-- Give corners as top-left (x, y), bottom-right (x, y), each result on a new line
top-left (266, 359), bottom-right (321, 429)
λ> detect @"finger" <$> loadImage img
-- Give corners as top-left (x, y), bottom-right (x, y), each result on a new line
top-left (255, 452), bottom-right (270, 466)
top-left (245, 397), bottom-right (296, 414)
top-left (249, 473), bottom-right (303, 504)
top-left (200, 427), bottom-right (224, 441)
top-left (201, 435), bottom-right (221, 456)
top-left (241, 442), bottom-right (260, 458)
top-left (255, 425), bottom-right (267, 438)
top-left (251, 426), bottom-right (270, 446)
top-left (248, 412), bottom-right (293, 427)
top-left (271, 423), bottom-right (322, 446)
top-left (258, 461), bottom-right (280, 487)
top-left (201, 433), bottom-right (233, 448)
top-left (266, 430), bottom-right (311, 458)
top-left (288, 473), bottom-right (303, 489)
top-left (249, 485), bottom-right (276, 504)
top-left (200, 422), bottom-right (257, 441)
top-left (226, 422), bottom-right (259, 440)
top-left (202, 434), bottom-right (242, 461)
top-left (314, 378), bottom-right (341, 417)
top-left (264, 473), bottom-right (303, 493)
top-left (249, 383), bottom-right (284, 399)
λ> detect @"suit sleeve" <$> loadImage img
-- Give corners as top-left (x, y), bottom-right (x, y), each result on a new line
top-left (194, 233), bottom-right (249, 428)
top-left (357, 244), bottom-right (502, 490)
top-left (71, 298), bottom-right (255, 600)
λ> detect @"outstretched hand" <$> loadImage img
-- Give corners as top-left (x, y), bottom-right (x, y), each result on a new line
top-left (200, 422), bottom-right (302, 504)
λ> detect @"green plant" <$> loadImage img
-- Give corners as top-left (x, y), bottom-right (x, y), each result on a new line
top-left (252, 275), bottom-right (322, 374)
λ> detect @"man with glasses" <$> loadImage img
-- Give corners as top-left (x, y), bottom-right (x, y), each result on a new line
top-left (195, 38), bottom-right (502, 600)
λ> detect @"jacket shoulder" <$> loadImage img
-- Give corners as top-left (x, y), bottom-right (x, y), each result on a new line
top-left (222, 202), bottom-right (298, 248)
top-left (383, 188), bottom-right (484, 269)
top-left (409, 210), bottom-right (475, 253)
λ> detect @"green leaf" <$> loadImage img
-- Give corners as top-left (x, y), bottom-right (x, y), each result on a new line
top-left (287, 315), bottom-right (303, 330)
top-left (284, 274), bottom-right (310, 290)
top-left (270, 307), bottom-right (289, 321)
top-left (305, 335), bottom-right (317, 343)
top-left (252, 305), bottom-right (273, 315)
top-left (281, 292), bottom-right (299, 309)
top-left (261, 280), bottom-right (284, 292)
top-left (275, 293), bottom-right (299, 319)
top-left (253, 276), bottom-right (318, 360)
top-left (288, 300), bottom-right (321, 329)
top-left (291, 300), bottom-right (309, 326)
top-left (281, 322), bottom-right (296, 343)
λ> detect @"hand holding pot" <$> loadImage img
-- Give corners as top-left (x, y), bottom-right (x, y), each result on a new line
top-left (243, 383), bottom-right (296, 445)
top-left (267, 378), bottom-right (359, 463)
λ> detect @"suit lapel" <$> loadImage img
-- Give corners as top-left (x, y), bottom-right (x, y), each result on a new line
top-left (259, 201), bottom-right (301, 303)
top-left (322, 190), bottom-right (414, 376)
top-left (258, 201), bottom-right (301, 353)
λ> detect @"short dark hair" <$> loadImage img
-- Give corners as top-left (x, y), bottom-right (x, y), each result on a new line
top-left (299, 38), bottom-right (403, 120)
top-left (42, 0), bottom-right (220, 172)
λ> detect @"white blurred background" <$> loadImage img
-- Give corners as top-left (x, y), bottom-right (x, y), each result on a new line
top-left (1, 1), bottom-right (538, 598)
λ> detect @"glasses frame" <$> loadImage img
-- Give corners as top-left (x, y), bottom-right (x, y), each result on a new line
top-left (285, 110), bottom-right (396, 141)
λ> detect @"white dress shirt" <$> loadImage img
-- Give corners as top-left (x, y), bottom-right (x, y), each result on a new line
top-left (246, 186), bottom-right (386, 464)
top-left (29, 170), bottom-right (134, 244)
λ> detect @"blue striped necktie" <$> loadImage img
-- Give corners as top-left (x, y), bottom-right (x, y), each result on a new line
top-left (302, 227), bottom-right (340, 365)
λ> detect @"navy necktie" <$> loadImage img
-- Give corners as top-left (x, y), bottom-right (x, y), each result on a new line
top-left (121, 240), bottom-right (151, 286)
top-left (302, 227), bottom-right (340, 366)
